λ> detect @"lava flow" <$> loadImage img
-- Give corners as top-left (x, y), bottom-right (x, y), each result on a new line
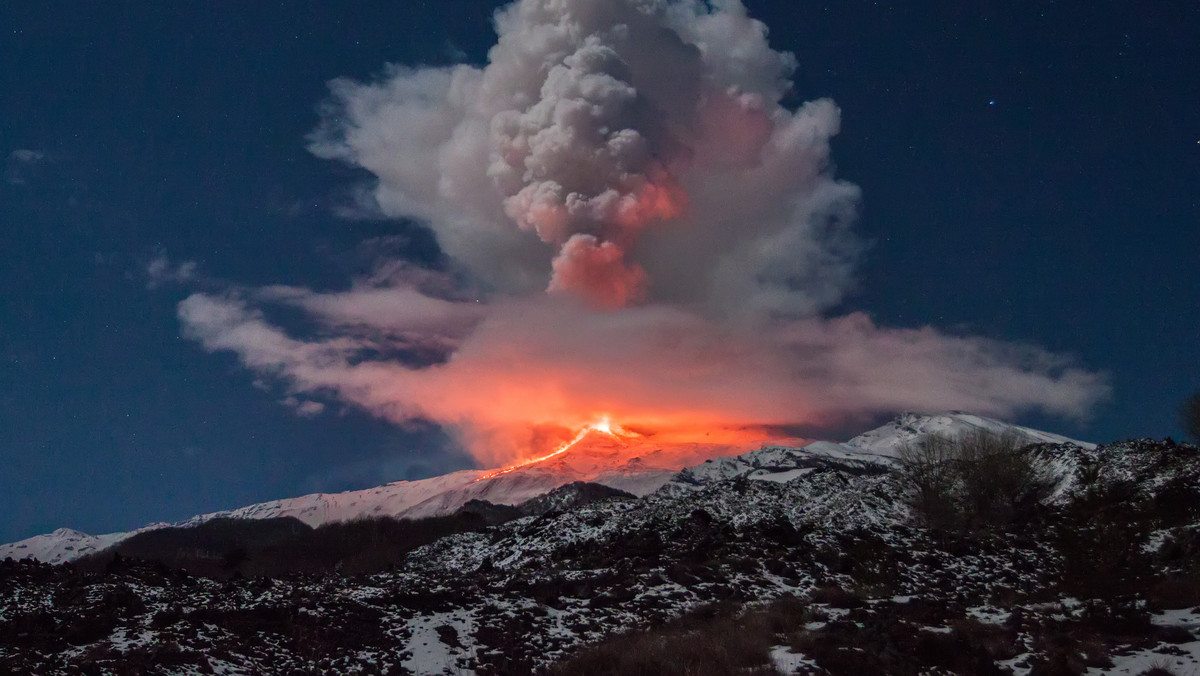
top-left (475, 417), bottom-right (630, 481)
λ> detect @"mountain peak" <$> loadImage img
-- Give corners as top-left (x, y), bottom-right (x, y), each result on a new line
top-left (0, 411), bottom-right (1092, 565)
top-left (843, 411), bottom-right (1094, 458)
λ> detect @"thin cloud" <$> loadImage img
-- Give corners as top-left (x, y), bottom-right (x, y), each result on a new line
top-left (146, 251), bottom-right (198, 289)
top-left (5, 148), bottom-right (49, 185)
top-left (9, 149), bottom-right (45, 163)
top-left (179, 290), bottom-right (1108, 467)
top-left (281, 397), bottom-right (326, 417)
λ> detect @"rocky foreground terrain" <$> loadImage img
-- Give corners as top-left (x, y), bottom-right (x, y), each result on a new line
top-left (3, 417), bottom-right (1200, 674)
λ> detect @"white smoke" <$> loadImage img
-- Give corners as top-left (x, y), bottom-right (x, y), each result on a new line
top-left (179, 0), bottom-right (1109, 465)
top-left (308, 0), bottom-right (856, 314)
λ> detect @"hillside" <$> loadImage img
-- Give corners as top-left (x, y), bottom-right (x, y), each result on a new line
top-left (3, 415), bottom-right (1200, 674)
top-left (0, 424), bottom-right (749, 565)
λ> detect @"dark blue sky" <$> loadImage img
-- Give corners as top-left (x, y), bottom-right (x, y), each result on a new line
top-left (2, 1), bottom-right (1197, 543)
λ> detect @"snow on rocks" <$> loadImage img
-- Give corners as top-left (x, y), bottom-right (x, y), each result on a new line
top-left (8, 414), bottom-right (1200, 675)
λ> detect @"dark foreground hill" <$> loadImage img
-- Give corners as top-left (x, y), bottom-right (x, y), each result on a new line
top-left (64, 482), bottom-right (635, 579)
top-left (4, 437), bottom-right (1200, 675)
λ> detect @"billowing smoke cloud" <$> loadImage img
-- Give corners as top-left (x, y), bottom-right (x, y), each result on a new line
top-left (180, 289), bottom-right (1106, 466)
top-left (306, 0), bottom-right (855, 315)
top-left (179, 0), bottom-right (1108, 466)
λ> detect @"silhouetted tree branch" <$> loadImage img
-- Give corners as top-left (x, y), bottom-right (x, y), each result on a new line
top-left (898, 429), bottom-right (1051, 531)
top-left (1181, 391), bottom-right (1200, 443)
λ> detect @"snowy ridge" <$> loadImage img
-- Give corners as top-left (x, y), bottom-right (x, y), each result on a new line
top-left (843, 411), bottom-right (1095, 457)
top-left (0, 454), bottom-right (678, 564)
top-left (176, 469), bottom-right (486, 528)
top-left (7, 424), bottom-right (1196, 675)
top-left (662, 412), bottom-right (1087, 494)
top-left (0, 526), bottom-right (166, 566)
top-left (0, 412), bottom-right (1090, 564)
top-left (406, 414), bottom-right (1101, 579)
top-left (664, 442), bottom-right (891, 494)
top-left (409, 436), bottom-right (1194, 592)
top-left (177, 460), bottom-right (672, 531)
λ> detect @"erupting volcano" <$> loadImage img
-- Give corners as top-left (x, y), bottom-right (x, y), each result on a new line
top-left (478, 416), bottom-right (801, 484)
top-left (175, 0), bottom-right (1106, 484)
top-left (477, 418), bottom-right (632, 481)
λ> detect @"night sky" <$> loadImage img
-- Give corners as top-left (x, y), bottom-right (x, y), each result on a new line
top-left (2, 1), bottom-right (1197, 544)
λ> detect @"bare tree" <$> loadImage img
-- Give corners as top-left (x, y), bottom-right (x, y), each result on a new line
top-left (956, 429), bottom-right (1042, 525)
top-left (898, 428), bottom-right (1048, 530)
top-left (1181, 391), bottom-right (1200, 444)
top-left (897, 433), bottom-right (960, 529)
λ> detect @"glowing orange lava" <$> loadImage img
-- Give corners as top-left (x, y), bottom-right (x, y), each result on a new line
top-left (475, 417), bottom-right (627, 481)
top-left (593, 417), bottom-right (613, 435)
top-left (469, 412), bottom-right (808, 483)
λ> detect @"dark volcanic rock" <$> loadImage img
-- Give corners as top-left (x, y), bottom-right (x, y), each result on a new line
top-left (3, 439), bottom-right (1200, 674)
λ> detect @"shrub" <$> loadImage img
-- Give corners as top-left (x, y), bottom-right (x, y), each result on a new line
top-left (549, 598), bottom-right (815, 676)
top-left (242, 512), bottom-right (488, 576)
top-left (1147, 575), bottom-right (1200, 611)
top-left (74, 517), bottom-right (312, 577)
top-left (75, 513), bottom-right (488, 578)
top-left (1143, 658), bottom-right (1180, 675)
top-left (809, 585), bottom-right (864, 609)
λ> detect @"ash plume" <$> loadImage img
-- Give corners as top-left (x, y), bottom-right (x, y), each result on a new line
top-left (179, 0), bottom-right (1109, 466)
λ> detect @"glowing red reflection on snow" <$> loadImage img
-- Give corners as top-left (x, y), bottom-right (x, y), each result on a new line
top-left (474, 415), bottom-right (804, 482)
top-left (476, 417), bottom-right (629, 481)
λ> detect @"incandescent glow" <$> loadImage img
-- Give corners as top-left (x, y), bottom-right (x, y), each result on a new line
top-left (170, 0), bottom-right (1111, 487)
top-left (475, 417), bottom-right (627, 481)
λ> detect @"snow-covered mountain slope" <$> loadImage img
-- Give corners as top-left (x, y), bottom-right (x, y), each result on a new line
top-left (666, 442), bottom-right (890, 493)
top-left (843, 411), bottom-right (1095, 457)
top-left (0, 448), bottom-right (680, 564)
top-left (0, 526), bottom-right (167, 566)
top-left (409, 436), bottom-right (1183, 584)
top-left (175, 433), bottom-right (700, 528)
top-left (4, 429), bottom-right (1193, 675)
top-left (0, 424), bottom-right (755, 564)
top-left (664, 411), bottom-right (1091, 493)
top-left (0, 470), bottom-right (497, 564)
top-left (176, 469), bottom-right (486, 528)
top-left (0, 412), bottom-right (1091, 565)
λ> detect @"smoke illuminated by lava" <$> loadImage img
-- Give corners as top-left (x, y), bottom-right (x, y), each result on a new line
top-left (176, 0), bottom-right (1109, 471)
top-left (477, 418), bottom-right (624, 480)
